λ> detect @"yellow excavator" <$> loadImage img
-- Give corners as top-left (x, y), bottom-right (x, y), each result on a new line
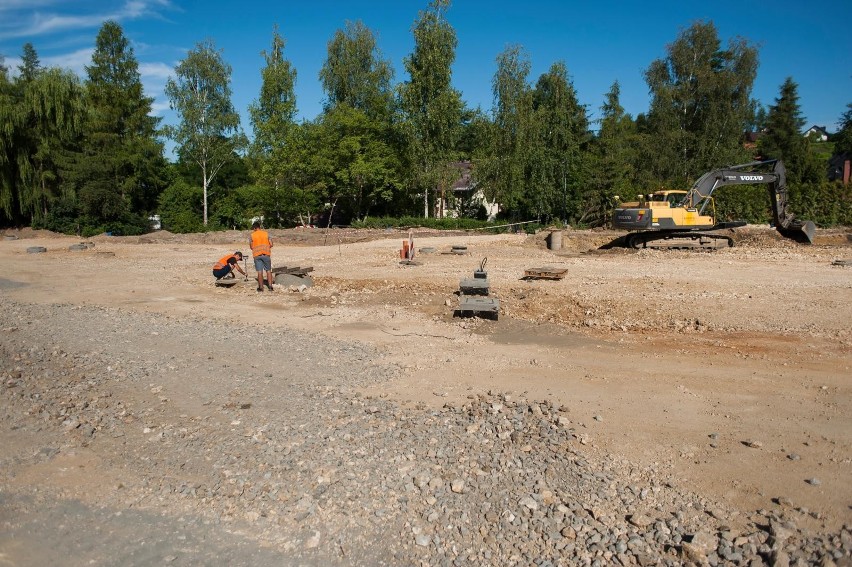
top-left (612, 160), bottom-right (815, 249)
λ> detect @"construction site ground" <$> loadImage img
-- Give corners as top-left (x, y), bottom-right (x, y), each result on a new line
top-left (1, 224), bottom-right (850, 564)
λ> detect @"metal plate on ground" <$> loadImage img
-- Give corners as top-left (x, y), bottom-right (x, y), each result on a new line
top-left (459, 278), bottom-right (490, 295)
top-left (274, 273), bottom-right (313, 287)
top-left (456, 297), bottom-right (499, 320)
top-left (215, 279), bottom-right (239, 287)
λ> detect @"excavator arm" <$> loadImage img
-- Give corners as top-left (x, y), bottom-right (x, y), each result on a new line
top-left (681, 160), bottom-right (814, 244)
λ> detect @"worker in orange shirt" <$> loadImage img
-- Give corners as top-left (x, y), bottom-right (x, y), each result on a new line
top-left (212, 251), bottom-right (246, 280)
top-left (249, 221), bottom-right (274, 292)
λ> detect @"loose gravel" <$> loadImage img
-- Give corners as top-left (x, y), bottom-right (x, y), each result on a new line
top-left (1, 296), bottom-right (850, 566)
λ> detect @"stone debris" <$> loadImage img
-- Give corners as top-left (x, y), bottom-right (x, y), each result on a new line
top-left (0, 297), bottom-right (849, 566)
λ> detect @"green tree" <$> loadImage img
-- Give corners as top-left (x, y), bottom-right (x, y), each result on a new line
top-left (456, 106), bottom-right (488, 160)
top-left (643, 21), bottom-right (757, 185)
top-left (18, 43), bottom-right (41, 83)
top-left (255, 122), bottom-right (323, 227)
top-left (592, 81), bottom-right (638, 221)
top-left (747, 103), bottom-right (767, 132)
top-left (759, 78), bottom-right (821, 184)
top-left (2, 46), bottom-right (82, 226)
top-left (72, 21), bottom-right (166, 226)
top-left (399, 0), bottom-right (463, 217)
top-left (164, 39), bottom-right (247, 225)
top-left (319, 20), bottom-right (394, 120)
top-left (298, 106), bottom-right (400, 222)
top-left (0, 56), bottom-right (14, 219)
top-left (314, 20), bottom-right (401, 222)
top-left (835, 103), bottom-right (852, 156)
top-left (478, 45), bottom-right (532, 217)
top-left (157, 177), bottom-right (205, 233)
top-left (249, 27), bottom-right (297, 160)
top-left (247, 27), bottom-right (298, 226)
top-left (4, 66), bottom-right (84, 223)
top-left (529, 61), bottom-right (590, 224)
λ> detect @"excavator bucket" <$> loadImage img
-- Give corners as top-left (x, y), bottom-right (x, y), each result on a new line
top-left (777, 220), bottom-right (815, 244)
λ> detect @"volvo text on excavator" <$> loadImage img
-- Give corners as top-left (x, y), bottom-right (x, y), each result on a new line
top-left (612, 160), bottom-right (815, 249)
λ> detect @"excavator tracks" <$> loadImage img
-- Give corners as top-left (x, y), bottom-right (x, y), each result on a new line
top-left (626, 231), bottom-right (734, 250)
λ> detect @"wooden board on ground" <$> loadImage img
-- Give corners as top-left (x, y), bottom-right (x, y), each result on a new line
top-left (215, 278), bottom-right (239, 287)
top-left (523, 267), bottom-right (568, 280)
top-left (272, 266), bottom-right (314, 276)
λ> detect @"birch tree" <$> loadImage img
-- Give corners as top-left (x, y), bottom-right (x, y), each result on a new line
top-left (164, 40), bottom-right (247, 225)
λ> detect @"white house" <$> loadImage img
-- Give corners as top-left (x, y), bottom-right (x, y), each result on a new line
top-left (439, 161), bottom-right (499, 221)
top-left (804, 125), bottom-right (829, 142)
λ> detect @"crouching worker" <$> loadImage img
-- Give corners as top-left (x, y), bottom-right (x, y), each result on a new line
top-left (213, 251), bottom-right (246, 280)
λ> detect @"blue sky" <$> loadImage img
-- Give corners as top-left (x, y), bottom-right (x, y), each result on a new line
top-left (1, 0), bottom-right (850, 160)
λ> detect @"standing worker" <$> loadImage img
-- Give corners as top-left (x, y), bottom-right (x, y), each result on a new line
top-left (250, 221), bottom-right (274, 292)
top-left (212, 251), bottom-right (246, 280)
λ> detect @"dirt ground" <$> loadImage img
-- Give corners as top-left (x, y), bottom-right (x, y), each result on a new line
top-left (1, 224), bottom-right (851, 552)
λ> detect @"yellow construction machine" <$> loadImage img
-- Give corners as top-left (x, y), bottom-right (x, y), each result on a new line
top-left (612, 160), bottom-right (815, 249)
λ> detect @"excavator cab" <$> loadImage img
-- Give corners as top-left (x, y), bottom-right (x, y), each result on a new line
top-left (647, 191), bottom-right (685, 207)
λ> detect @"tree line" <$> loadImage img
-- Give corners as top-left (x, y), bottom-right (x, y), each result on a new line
top-left (1, 0), bottom-right (851, 235)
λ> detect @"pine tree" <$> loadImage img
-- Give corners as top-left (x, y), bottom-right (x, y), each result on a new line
top-left (74, 21), bottom-right (166, 226)
top-left (18, 43), bottom-right (41, 83)
top-left (529, 62), bottom-right (589, 224)
top-left (759, 78), bottom-right (819, 184)
top-left (592, 81), bottom-right (638, 212)
top-left (835, 103), bottom-right (852, 157)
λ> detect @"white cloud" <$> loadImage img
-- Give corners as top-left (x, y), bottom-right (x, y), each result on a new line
top-left (139, 61), bottom-right (173, 80)
top-left (0, 0), bottom-right (175, 40)
top-left (42, 48), bottom-right (94, 75)
top-left (0, 0), bottom-right (58, 13)
top-left (150, 100), bottom-right (171, 115)
top-left (3, 56), bottom-right (21, 75)
top-left (11, 13), bottom-right (113, 38)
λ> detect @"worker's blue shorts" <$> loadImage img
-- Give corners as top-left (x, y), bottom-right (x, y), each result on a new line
top-left (254, 255), bottom-right (271, 272)
top-left (213, 266), bottom-right (232, 279)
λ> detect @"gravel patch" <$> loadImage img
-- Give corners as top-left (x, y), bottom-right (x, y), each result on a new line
top-left (1, 297), bottom-right (849, 565)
